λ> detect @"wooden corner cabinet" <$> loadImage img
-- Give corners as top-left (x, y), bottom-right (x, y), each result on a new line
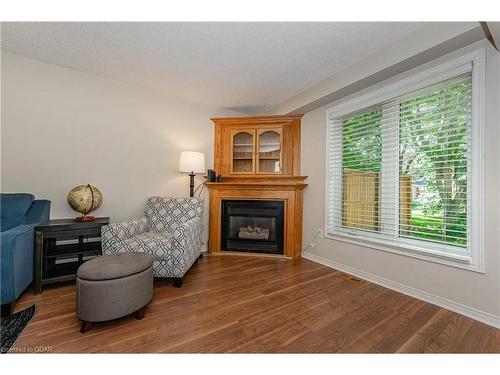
top-left (208, 115), bottom-right (307, 259)
top-left (213, 115), bottom-right (302, 177)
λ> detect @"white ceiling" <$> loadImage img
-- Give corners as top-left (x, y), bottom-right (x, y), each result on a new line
top-left (1, 22), bottom-right (424, 114)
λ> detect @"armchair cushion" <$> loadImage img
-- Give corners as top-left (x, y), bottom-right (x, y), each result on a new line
top-left (122, 232), bottom-right (174, 261)
top-left (101, 217), bottom-right (148, 250)
top-left (146, 197), bottom-right (203, 234)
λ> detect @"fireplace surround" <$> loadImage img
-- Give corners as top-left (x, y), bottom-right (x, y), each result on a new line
top-left (206, 114), bottom-right (307, 259)
top-left (206, 177), bottom-right (307, 258)
top-left (221, 200), bottom-right (284, 254)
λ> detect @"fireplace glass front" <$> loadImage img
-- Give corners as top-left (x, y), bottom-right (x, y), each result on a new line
top-left (221, 200), bottom-right (284, 254)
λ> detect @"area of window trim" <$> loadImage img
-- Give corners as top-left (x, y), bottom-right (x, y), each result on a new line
top-left (324, 47), bottom-right (485, 273)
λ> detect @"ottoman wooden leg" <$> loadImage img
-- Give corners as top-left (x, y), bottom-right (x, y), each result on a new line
top-left (80, 321), bottom-right (92, 333)
top-left (135, 306), bottom-right (146, 320)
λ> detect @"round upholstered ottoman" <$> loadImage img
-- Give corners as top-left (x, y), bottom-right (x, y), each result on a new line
top-left (76, 252), bottom-right (154, 333)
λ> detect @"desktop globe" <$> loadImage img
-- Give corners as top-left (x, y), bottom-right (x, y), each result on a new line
top-left (67, 184), bottom-right (102, 222)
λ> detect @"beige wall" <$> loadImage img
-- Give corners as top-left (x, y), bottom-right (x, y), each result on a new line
top-left (300, 41), bottom-right (500, 322)
top-left (271, 22), bottom-right (480, 115)
top-left (1, 52), bottom-right (240, 244)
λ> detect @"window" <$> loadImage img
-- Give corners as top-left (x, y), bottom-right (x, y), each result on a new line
top-left (326, 49), bottom-right (484, 270)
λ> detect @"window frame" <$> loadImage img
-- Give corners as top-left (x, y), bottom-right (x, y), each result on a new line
top-left (324, 47), bottom-right (485, 272)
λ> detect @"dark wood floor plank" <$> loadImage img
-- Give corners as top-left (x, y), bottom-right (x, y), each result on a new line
top-left (11, 255), bottom-right (499, 353)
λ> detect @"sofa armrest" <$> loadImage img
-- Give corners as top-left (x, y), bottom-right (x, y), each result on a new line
top-left (22, 199), bottom-right (51, 225)
top-left (172, 216), bottom-right (202, 264)
top-left (101, 217), bottom-right (148, 254)
top-left (1, 225), bottom-right (35, 304)
top-left (1, 225), bottom-right (33, 255)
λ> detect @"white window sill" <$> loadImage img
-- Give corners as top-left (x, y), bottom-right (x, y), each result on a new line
top-left (324, 231), bottom-right (485, 274)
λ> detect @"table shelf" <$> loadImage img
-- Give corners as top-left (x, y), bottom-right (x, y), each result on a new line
top-left (34, 217), bottom-right (109, 294)
top-left (45, 241), bottom-right (101, 259)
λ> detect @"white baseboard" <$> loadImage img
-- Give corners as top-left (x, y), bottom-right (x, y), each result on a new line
top-left (302, 251), bottom-right (500, 329)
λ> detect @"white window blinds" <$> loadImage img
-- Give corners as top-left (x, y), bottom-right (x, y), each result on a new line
top-left (327, 72), bottom-right (473, 262)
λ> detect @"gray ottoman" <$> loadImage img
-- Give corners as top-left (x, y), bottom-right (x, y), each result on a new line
top-left (76, 252), bottom-right (154, 333)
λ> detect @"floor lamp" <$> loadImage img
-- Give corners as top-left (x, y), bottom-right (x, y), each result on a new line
top-left (178, 151), bottom-right (206, 197)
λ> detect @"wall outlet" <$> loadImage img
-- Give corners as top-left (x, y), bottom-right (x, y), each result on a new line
top-left (317, 229), bottom-right (324, 238)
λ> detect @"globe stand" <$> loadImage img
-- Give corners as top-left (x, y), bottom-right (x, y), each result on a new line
top-left (75, 214), bottom-right (96, 222)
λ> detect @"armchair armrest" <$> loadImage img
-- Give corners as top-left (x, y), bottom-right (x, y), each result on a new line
top-left (101, 217), bottom-right (148, 254)
top-left (172, 216), bottom-right (203, 266)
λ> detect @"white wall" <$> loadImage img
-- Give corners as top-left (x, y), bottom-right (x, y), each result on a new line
top-left (1, 52), bottom-right (240, 243)
top-left (300, 41), bottom-right (500, 325)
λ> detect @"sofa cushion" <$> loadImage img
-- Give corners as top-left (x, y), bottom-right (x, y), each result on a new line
top-left (77, 253), bottom-right (153, 281)
top-left (145, 197), bottom-right (203, 234)
top-left (0, 193), bottom-right (34, 232)
top-left (122, 232), bottom-right (174, 261)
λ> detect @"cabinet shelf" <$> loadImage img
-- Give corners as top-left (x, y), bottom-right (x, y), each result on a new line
top-left (214, 115), bottom-right (302, 176)
top-left (232, 131), bottom-right (255, 173)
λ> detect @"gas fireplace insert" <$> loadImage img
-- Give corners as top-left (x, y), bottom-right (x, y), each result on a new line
top-left (221, 200), bottom-right (284, 255)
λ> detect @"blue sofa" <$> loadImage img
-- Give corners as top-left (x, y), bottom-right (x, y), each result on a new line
top-left (1, 193), bottom-right (50, 314)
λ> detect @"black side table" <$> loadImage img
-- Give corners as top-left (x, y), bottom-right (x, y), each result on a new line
top-left (34, 217), bottom-right (110, 294)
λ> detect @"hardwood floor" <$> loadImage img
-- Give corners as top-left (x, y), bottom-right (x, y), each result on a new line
top-left (11, 255), bottom-right (499, 353)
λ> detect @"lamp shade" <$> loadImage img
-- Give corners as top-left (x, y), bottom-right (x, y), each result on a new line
top-left (178, 151), bottom-right (205, 174)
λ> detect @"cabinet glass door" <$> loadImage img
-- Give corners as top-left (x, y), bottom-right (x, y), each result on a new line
top-left (257, 129), bottom-right (282, 174)
top-left (231, 131), bottom-right (255, 173)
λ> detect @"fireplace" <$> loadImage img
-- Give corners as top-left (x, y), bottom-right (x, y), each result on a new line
top-left (221, 200), bottom-right (284, 254)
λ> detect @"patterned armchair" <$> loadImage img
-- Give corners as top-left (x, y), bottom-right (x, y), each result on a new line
top-left (101, 197), bottom-right (203, 287)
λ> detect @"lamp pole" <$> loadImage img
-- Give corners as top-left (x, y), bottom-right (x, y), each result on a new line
top-left (189, 172), bottom-right (195, 197)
